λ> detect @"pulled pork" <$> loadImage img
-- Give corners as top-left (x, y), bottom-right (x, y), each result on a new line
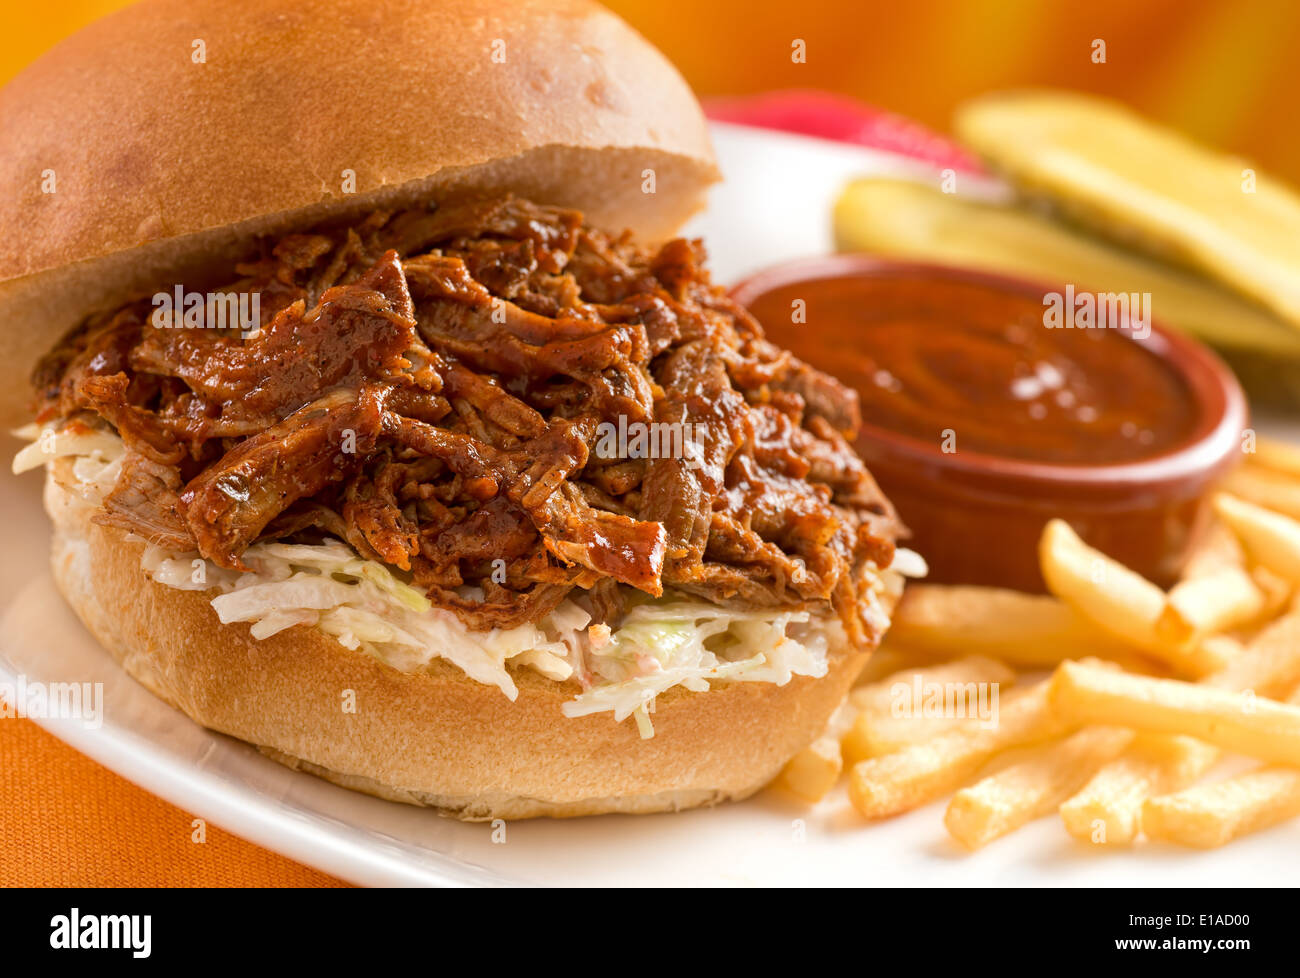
top-left (33, 195), bottom-right (898, 641)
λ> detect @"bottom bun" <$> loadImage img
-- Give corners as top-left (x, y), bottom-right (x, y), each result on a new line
top-left (45, 469), bottom-right (891, 820)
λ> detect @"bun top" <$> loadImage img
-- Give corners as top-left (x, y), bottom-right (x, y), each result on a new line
top-left (0, 0), bottom-right (717, 281)
top-left (0, 0), bottom-right (718, 424)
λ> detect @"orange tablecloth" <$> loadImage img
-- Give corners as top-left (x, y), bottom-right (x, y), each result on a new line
top-left (1, 717), bottom-right (348, 887)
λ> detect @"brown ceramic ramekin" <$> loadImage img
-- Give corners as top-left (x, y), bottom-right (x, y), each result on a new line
top-left (730, 255), bottom-right (1249, 592)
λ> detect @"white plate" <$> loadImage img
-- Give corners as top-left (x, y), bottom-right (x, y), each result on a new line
top-left (5, 123), bottom-right (1300, 887)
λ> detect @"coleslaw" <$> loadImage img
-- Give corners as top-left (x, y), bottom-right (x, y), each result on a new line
top-left (16, 424), bottom-right (920, 736)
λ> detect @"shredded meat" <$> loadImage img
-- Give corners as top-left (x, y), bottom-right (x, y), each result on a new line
top-left (32, 195), bottom-right (899, 640)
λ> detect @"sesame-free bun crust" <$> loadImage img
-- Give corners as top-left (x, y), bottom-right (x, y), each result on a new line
top-left (0, 0), bottom-right (718, 426)
top-left (45, 468), bottom-right (885, 819)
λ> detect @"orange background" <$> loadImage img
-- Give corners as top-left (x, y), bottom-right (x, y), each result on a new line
top-left (2, 0), bottom-right (1296, 887)
top-left (615, 0), bottom-right (1300, 182)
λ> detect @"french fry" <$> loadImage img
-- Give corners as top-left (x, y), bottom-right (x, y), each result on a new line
top-left (887, 584), bottom-right (1150, 669)
top-left (1039, 519), bottom-right (1161, 642)
top-left (1156, 566), bottom-right (1265, 644)
top-left (1207, 607), bottom-right (1300, 698)
top-left (1059, 733), bottom-right (1220, 845)
top-left (1142, 766), bottom-right (1300, 848)
top-left (1059, 619), bottom-right (1300, 845)
top-left (776, 736), bottom-right (842, 803)
top-left (1246, 434), bottom-right (1300, 480)
top-left (848, 679), bottom-right (1072, 819)
top-left (843, 656), bottom-right (1016, 762)
top-left (1039, 519), bottom-right (1227, 676)
top-left (1198, 633), bottom-right (1244, 668)
top-left (1156, 519), bottom-right (1268, 644)
top-left (849, 656), bottom-right (1016, 713)
top-left (945, 727), bottom-right (1133, 850)
top-left (844, 709), bottom-right (993, 763)
top-left (1141, 684), bottom-right (1300, 847)
top-left (851, 642), bottom-right (945, 686)
top-left (1179, 520), bottom-right (1246, 580)
top-left (1223, 466), bottom-right (1300, 522)
top-left (1214, 493), bottom-right (1300, 583)
top-left (1049, 660), bottom-right (1300, 765)
top-left (1251, 565), bottom-right (1294, 619)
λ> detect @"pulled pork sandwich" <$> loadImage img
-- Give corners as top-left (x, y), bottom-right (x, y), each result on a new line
top-left (3, 0), bottom-right (910, 818)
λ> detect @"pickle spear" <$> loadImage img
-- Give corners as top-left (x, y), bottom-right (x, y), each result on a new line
top-left (833, 178), bottom-right (1300, 359)
top-left (953, 90), bottom-right (1300, 330)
